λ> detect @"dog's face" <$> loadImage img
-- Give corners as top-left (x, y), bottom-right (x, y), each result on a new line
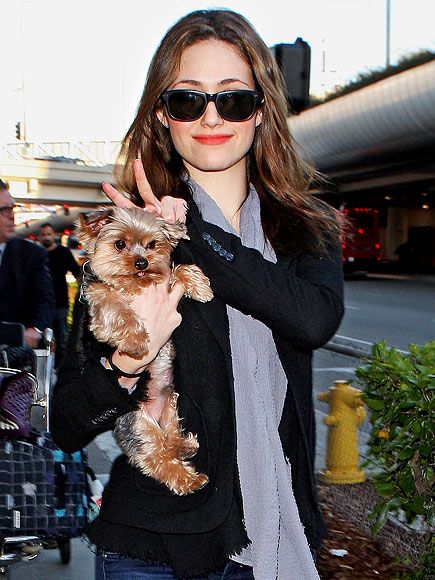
top-left (77, 207), bottom-right (188, 288)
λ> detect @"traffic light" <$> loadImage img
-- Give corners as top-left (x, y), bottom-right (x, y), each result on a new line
top-left (271, 38), bottom-right (311, 113)
top-left (15, 121), bottom-right (24, 141)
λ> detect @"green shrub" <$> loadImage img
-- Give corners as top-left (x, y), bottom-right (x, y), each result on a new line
top-left (355, 340), bottom-right (435, 534)
top-left (392, 545), bottom-right (435, 579)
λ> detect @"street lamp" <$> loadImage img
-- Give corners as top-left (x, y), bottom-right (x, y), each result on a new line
top-left (386, 0), bottom-right (391, 68)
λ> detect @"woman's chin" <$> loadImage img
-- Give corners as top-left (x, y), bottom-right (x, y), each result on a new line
top-left (184, 155), bottom-right (247, 175)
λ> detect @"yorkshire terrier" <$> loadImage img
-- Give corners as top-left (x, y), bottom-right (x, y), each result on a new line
top-left (77, 206), bottom-right (212, 495)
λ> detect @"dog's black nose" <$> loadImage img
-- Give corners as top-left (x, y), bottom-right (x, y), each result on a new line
top-left (135, 258), bottom-right (148, 270)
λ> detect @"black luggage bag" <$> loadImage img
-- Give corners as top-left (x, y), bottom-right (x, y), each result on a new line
top-left (0, 433), bottom-right (89, 539)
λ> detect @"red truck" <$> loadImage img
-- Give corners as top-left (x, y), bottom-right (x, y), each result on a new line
top-left (340, 207), bottom-right (381, 271)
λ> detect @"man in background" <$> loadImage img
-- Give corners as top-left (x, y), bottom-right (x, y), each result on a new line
top-left (0, 179), bottom-right (55, 347)
top-left (39, 222), bottom-right (80, 368)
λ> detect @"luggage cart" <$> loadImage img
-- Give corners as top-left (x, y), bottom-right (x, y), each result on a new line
top-left (31, 329), bottom-right (73, 565)
top-left (0, 327), bottom-right (88, 576)
top-left (32, 328), bottom-right (54, 432)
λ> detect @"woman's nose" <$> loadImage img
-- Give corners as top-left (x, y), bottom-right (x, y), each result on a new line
top-left (200, 101), bottom-right (224, 128)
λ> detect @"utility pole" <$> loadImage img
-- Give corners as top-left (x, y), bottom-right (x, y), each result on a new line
top-left (19, 0), bottom-right (27, 142)
top-left (386, 0), bottom-right (391, 68)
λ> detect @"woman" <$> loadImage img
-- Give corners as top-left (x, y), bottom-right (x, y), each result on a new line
top-left (51, 9), bottom-right (344, 579)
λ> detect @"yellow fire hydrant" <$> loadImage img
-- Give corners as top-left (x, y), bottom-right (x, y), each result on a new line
top-left (318, 380), bottom-right (367, 484)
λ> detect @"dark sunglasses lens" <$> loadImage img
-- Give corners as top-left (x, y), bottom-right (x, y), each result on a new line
top-left (217, 92), bottom-right (256, 121)
top-left (166, 92), bottom-right (206, 120)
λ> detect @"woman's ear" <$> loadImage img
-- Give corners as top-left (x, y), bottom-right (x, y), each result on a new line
top-left (156, 107), bottom-right (169, 129)
top-left (255, 107), bottom-right (263, 128)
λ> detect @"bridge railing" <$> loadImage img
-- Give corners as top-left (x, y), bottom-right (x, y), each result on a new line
top-left (0, 141), bottom-right (121, 167)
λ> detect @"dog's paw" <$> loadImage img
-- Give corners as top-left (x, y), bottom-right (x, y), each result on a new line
top-left (117, 334), bottom-right (150, 358)
top-left (174, 264), bottom-right (214, 303)
top-left (186, 472), bottom-right (209, 493)
top-left (193, 283), bottom-right (214, 303)
top-left (176, 432), bottom-right (199, 460)
top-left (169, 468), bottom-right (209, 495)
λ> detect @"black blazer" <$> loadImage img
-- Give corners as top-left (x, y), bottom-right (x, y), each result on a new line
top-left (51, 204), bottom-right (344, 558)
top-left (0, 237), bottom-right (55, 331)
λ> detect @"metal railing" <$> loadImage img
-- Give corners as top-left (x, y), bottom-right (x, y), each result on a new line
top-left (0, 141), bottom-right (121, 167)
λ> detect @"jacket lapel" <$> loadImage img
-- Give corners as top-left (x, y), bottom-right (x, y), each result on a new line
top-left (176, 202), bottom-right (232, 365)
top-left (193, 297), bottom-right (232, 363)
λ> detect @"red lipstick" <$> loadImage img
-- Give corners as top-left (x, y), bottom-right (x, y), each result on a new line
top-left (193, 134), bottom-right (233, 145)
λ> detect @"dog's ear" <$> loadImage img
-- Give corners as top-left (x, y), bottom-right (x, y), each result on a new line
top-left (161, 220), bottom-right (190, 248)
top-left (76, 209), bottom-right (114, 253)
top-left (78, 209), bottom-right (114, 235)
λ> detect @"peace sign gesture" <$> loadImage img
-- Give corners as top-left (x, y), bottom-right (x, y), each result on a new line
top-left (102, 159), bottom-right (188, 223)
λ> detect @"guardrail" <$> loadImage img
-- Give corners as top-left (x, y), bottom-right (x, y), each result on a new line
top-left (324, 335), bottom-right (409, 359)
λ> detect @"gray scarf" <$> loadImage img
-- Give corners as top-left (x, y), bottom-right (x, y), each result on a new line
top-left (189, 177), bottom-right (319, 580)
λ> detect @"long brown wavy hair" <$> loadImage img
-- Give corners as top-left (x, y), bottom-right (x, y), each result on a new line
top-left (115, 9), bottom-right (340, 256)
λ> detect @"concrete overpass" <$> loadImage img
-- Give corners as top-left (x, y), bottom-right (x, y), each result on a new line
top-left (288, 59), bottom-right (435, 203)
top-left (288, 60), bottom-right (435, 262)
top-left (0, 154), bottom-right (113, 207)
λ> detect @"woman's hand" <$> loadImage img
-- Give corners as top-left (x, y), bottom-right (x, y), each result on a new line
top-left (110, 276), bottom-right (185, 422)
top-left (102, 159), bottom-right (187, 223)
top-left (110, 275), bottom-right (184, 377)
top-left (24, 327), bottom-right (42, 348)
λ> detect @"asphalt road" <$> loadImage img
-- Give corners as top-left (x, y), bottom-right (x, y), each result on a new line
top-left (315, 272), bottom-right (435, 466)
top-left (338, 274), bottom-right (435, 350)
top-left (8, 274), bottom-right (434, 579)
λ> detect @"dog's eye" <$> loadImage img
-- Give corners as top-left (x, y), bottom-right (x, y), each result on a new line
top-left (114, 239), bottom-right (126, 251)
top-left (146, 240), bottom-right (156, 250)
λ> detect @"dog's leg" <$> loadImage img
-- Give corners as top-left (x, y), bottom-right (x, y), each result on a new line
top-left (146, 343), bottom-right (199, 460)
top-left (158, 391), bottom-right (199, 460)
top-left (114, 341), bottom-right (208, 495)
top-left (114, 401), bottom-right (209, 495)
top-left (86, 283), bottom-right (150, 357)
top-left (150, 394), bottom-right (209, 494)
top-left (171, 264), bottom-right (213, 303)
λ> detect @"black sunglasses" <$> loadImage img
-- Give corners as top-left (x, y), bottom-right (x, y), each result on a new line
top-left (160, 89), bottom-right (263, 122)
